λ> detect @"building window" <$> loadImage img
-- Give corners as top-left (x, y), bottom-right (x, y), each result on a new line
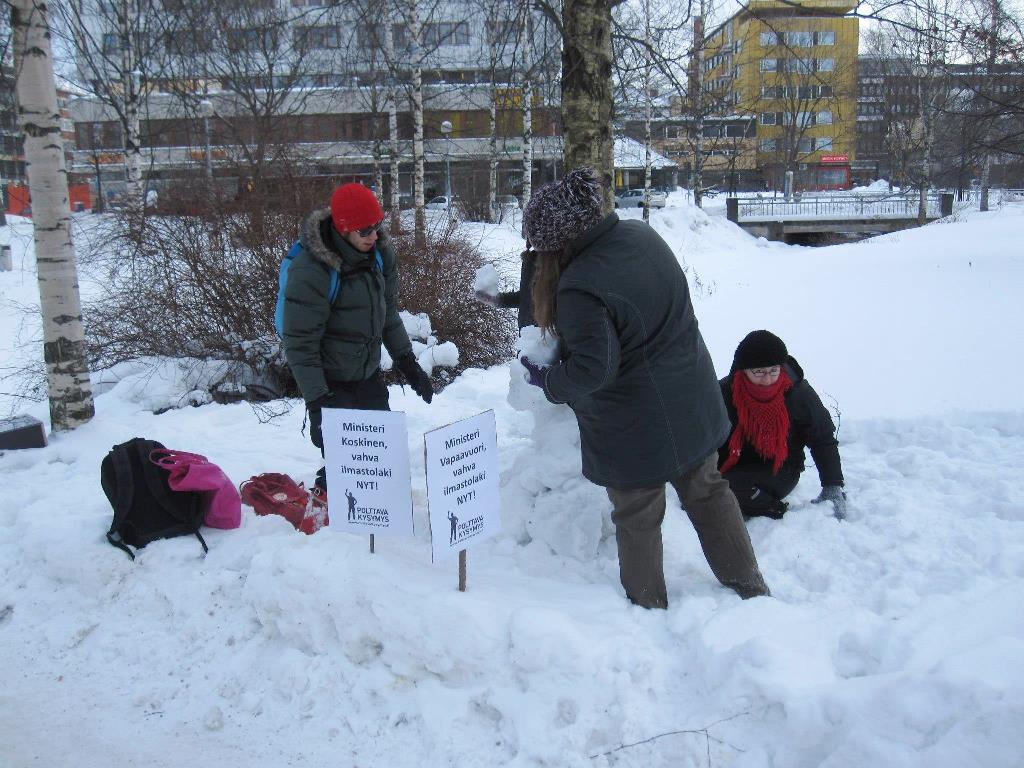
top-left (165, 30), bottom-right (213, 54)
top-left (760, 58), bottom-right (777, 72)
top-left (392, 23), bottom-right (409, 49)
top-left (786, 58), bottom-right (814, 74)
top-left (760, 31), bottom-right (778, 46)
top-left (817, 58), bottom-right (835, 72)
top-left (294, 25), bottom-right (342, 49)
top-left (759, 112), bottom-right (778, 125)
top-left (423, 22), bottom-right (470, 47)
top-left (816, 137), bottom-right (834, 150)
top-left (817, 110), bottom-right (833, 124)
top-left (761, 85), bottom-right (781, 98)
top-left (759, 139), bottom-right (777, 151)
top-left (797, 137), bottom-right (813, 152)
top-left (819, 85), bottom-right (833, 97)
top-left (815, 30), bottom-right (836, 45)
top-left (725, 124), bottom-right (747, 137)
top-left (102, 33), bottom-right (121, 55)
top-left (227, 28), bottom-right (278, 52)
top-left (487, 19), bottom-right (531, 45)
top-left (785, 31), bottom-right (814, 47)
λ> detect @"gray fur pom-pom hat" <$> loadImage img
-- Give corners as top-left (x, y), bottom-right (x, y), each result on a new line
top-left (524, 166), bottom-right (604, 253)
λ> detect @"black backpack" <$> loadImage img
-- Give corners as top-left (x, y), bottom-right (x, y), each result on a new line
top-left (100, 437), bottom-right (208, 560)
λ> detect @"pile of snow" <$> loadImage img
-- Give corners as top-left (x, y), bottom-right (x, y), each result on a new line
top-left (851, 178), bottom-right (895, 193)
top-left (2, 201), bottom-right (1023, 766)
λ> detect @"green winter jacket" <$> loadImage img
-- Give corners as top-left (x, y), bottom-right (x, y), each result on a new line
top-left (282, 209), bottom-right (413, 403)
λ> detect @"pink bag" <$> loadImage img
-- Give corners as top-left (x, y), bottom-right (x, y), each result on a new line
top-left (149, 449), bottom-right (242, 530)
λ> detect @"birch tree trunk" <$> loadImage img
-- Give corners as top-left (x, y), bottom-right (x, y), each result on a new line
top-left (917, 65), bottom-right (937, 225)
top-left (487, 13), bottom-right (499, 223)
top-left (519, 4), bottom-right (533, 207)
top-left (383, 0), bottom-right (401, 230)
top-left (642, 0), bottom-right (652, 223)
top-left (489, 95), bottom-right (498, 222)
top-left (118, 0), bottom-right (142, 202)
top-left (561, 0), bottom-right (615, 212)
top-left (919, 85), bottom-right (934, 226)
top-left (693, 4), bottom-right (706, 208)
top-left (979, 0), bottom-right (1000, 212)
top-left (409, 0), bottom-right (426, 239)
top-left (12, 0), bottom-right (95, 432)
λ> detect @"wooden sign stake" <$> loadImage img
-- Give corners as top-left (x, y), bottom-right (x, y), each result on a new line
top-left (458, 549), bottom-right (467, 592)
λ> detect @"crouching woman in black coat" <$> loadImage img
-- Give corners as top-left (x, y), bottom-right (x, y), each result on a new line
top-left (718, 330), bottom-right (848, 519)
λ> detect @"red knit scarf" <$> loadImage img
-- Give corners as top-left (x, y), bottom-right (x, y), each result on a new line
top-left (720, 369), bottom-right (793, 475)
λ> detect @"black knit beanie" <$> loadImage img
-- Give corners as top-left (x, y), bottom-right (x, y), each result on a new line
top-left (733, 330), bottom-right (788, 370)
top-left (523, 167), bottom-right (603, 253)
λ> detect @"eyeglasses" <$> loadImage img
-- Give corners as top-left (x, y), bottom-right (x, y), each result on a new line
top-left (747, 366), bottom-right (781, 377)
top-left (355, 222), bottom-right (383, 237)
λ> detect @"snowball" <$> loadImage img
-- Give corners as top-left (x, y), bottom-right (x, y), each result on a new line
top-left (517, 326), bottom-right (558, 366)
top-left (473, 264), bottom-right (501, 295)
top-left (417, 342), bottom-right (459, 375)
top-left (400, 311), bottom-right (433, 342)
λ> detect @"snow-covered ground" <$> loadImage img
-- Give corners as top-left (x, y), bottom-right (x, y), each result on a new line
top-left (1, 198), bottom-right (1023, 767)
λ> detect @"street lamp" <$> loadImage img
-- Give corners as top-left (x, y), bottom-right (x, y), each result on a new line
top-left (199, 99), bottom-right (214, 181)
top-left (439, 119), bottom-right (452, 198)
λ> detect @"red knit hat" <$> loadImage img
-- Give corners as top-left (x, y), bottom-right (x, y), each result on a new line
top-left (330, 183), bottom-right (384, 233)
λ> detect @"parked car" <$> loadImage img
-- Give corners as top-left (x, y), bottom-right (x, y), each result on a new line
top-left (425, 195), bottom-right (464, 212)
top-left (496, 194), bottom-right (521, 209)
top-left (613, 188), bottom-right (667, 209)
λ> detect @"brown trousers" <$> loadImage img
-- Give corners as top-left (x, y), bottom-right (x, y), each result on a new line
top-left (606, 453), bottom-right (770, 608)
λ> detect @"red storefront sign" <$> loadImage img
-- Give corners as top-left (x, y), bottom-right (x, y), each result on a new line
top-left (820, 154), bottom-right (849, 164)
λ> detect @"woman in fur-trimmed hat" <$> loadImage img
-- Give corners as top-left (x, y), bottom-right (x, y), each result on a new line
top-left (718, 330), bottom-right (847, 520)
top-left (518, 167), bottom-right (770, 608)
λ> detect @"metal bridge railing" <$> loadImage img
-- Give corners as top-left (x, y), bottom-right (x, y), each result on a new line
top-left (732, 193), bottom-right (946, 222)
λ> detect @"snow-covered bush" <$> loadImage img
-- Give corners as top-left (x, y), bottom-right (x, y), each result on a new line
top-left (384, 220), bottom-right (517, 389)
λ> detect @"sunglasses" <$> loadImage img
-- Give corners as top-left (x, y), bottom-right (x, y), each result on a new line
top-left (355, 222), bottom-right (383, 237)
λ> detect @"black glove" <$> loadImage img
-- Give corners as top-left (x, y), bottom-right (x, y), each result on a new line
top-left (396, 354), bottom-right (433, 404)
top-left (307, 392), bottom-right (334, 410)
top-left (473, 290), bottom-right (499, 307)
top-left (812, 485), bottom-right (848, 520)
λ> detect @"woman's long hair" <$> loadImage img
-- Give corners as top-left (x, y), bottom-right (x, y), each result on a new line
top-left (531, 247), bottom-right (575, 333)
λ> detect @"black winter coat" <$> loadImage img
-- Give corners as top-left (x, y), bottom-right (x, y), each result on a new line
top-left (540, 213), bottom-right (730, 490)
top-left (718, 356), bottom-right (844, 487)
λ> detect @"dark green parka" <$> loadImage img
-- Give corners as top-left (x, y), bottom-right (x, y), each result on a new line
top-left (540, 213), bottom-right (730, 490)
top-left (282, 209), bottom-right (413, 403)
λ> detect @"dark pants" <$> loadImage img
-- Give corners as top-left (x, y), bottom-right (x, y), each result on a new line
top-left (308, 371), bottom-right (390, 490)
top-left (723, 465), bottom-right (801, 519)
top-left (606, 453), bottom-right (770, 608)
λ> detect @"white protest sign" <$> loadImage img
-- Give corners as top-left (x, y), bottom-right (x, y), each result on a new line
top-left (424, 410), bottom-right (501, 563)
top-left (321, 408), bottom-right (414, 538)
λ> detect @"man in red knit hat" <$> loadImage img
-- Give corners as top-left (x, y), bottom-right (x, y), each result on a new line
top-left (281, 183), bottom-right (434, 503)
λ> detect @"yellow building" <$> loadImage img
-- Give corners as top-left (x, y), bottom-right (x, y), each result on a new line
top-left (700, 0), bottom-right (859, 190)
